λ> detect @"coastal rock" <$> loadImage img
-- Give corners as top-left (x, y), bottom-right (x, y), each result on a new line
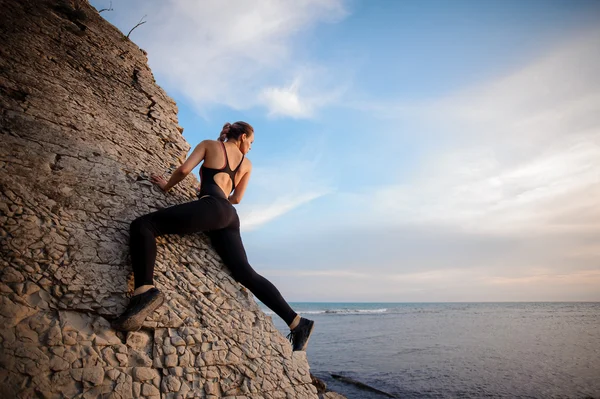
top-left (311, 373), bottom-right (327, 394)
top-left (321, 393), bottom-right (348, 399)
top-left (0, 0), bottom-right (319, 397)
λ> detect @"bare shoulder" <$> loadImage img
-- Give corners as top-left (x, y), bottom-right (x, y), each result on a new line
top-left (200, 139), bottom-right (218, 147)
top-left (197, 139), bottom-right (220, 152)
top-left (237, 157), bottom-right (252, 176)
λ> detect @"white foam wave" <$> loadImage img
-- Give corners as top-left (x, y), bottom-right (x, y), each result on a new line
top-left (262, 308), bottom-right (389, 315)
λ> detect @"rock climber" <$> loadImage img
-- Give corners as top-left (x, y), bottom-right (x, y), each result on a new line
top-left (111, 122), bottom-right (314, 352)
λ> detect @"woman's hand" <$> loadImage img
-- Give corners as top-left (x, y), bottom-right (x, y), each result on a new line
top-left (150, 174), bottom-right (169, 192)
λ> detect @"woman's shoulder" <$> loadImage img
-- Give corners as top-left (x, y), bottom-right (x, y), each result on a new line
top-left (241, 157), bottom-right (252, 171)
top-left (200, 139), bottom-right (220, 146)
top-left (196, 139), bottom-right (222, 150)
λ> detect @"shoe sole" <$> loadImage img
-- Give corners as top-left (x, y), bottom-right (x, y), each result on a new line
top-left (114, 292), bottom-right (165, 332)
top-left (298, 320), bottom-right (315, 351)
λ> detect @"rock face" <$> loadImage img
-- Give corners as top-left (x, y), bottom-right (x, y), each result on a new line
top-left (0, 0), bottom-right (317, 398)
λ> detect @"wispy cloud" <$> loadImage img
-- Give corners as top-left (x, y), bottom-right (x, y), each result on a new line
top-left (259, 79), bottom-right (310, 119)
top-left (106, 0), bottom-right (349, 118)
top-left (240, 191), bottom-right (327, 231)
top-left (265, 269), bottom-right (370, 279)
top-left (485, 269), bottom-right (600, 286)
top-left (236, 143), bottom-right (333, 230)
top-left (259, 68), bottom-right (348, 118)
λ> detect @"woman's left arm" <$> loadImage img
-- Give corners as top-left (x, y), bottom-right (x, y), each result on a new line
top-left (151, 141), bottom-right (208, 192)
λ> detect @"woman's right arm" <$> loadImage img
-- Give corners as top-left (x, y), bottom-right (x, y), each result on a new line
top-left (152, 141), bottom-right (209, 191)
top-left (228, 160), bottom-right (252, 204)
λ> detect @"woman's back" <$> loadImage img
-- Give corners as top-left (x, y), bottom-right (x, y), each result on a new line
top-left (159, 122), bottom-right (253, 203)
top-left (200, 140), bottom-right (247, 197)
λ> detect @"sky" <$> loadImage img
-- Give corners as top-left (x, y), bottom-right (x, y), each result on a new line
top-left (91, 0), bottom-right (600, 302)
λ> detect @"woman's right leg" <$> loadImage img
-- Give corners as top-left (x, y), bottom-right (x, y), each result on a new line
top-left (207, 227), bottom-right (298, 326)
top-left (130, 196), bottom-right (230, 289)
top-left (113, 196), bottom-right (232, 331)
top-left (208, 226), bottom-right (315, 350)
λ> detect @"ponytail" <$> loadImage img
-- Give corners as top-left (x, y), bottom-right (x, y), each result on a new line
top-left (218, 122), bottom-right (231, 142)
top-left (217, 121), bottom-right (253, 142)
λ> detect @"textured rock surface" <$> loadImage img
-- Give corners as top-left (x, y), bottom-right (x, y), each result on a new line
top-left (0, 0), bottom-right (318, 397)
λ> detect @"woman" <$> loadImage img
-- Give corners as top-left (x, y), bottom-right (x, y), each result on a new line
top-left (112, 122), bottom-right (314, 351)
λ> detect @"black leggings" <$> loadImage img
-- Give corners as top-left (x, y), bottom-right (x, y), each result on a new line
top-left (129, 195), bottom-right (298, 325)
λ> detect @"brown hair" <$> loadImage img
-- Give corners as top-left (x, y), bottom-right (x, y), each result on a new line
top-left (218, 121), bottom-right (254, 142)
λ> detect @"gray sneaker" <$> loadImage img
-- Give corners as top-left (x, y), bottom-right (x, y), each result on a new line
top-left (111, 288), bottom-right (164, 331)
top-left (287, 317), bottom-right (315, 351)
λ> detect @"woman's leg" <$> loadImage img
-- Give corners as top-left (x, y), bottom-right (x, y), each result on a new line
top-left (130, 196), bottom-right (230, 289)
top-left (207, 227), bottom-right (299, 326)
top-left (114, 196), bottom-right (233, 331)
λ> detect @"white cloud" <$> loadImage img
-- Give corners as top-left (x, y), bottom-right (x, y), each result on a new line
top-left (239, 191), bottom-right (326, 231)
top-left (259, 69), bottom-right (348, 118)
top-left (259, 79), bottom-right (311, 118)
top-left (106, 0), bottom-right (348, 117)
top-left (236, 144), bottom-right (333, 230)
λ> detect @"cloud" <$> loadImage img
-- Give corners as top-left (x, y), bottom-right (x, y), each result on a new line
top-left (236, 143), bottom-right (333, 230)
top-left (259, 69), bottom-right (348, 118)
top-left (104, 0), bottom-right (349, 118)
top-left (259, 80), bottom-right (310, 118)
top-left (240, 191), bottom-right (327, 231)
top-left (485, 269), bottom-right (600, 286)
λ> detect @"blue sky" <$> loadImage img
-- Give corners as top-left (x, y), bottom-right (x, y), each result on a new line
top-left (91, 0), bottom-right (600, 302)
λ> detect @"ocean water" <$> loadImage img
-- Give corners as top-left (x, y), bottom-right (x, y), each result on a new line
top-left (260, 302), bottom-right (600, 399)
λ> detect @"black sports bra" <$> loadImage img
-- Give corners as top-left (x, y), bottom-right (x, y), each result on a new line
top-left (198, 142), bottom-right (244, 199)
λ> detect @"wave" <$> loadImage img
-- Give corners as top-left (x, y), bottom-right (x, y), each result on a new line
top-left (325, 308), bottom-right (388, 314)
top-left (262, 308), bottom-right (389, 316)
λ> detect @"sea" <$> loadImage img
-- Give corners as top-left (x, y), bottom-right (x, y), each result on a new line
top-left (259, 302), bottom-right (600, 399)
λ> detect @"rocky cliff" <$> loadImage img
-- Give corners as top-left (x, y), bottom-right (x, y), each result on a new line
top-left (0, 0), bottom-right (318, 398)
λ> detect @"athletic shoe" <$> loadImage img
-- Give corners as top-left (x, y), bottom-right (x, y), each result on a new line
top-left (286, 317), bottom-right (315, 351)
top-left (111, 288), bottom-right (164, 331)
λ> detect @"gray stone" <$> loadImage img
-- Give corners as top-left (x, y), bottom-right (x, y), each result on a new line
top-left (15, 322), bottom-right (39, 344)
top-left (133, 382), bottom-right (141, 398)
top-left (127, 331), bottom-right (151, 350)
top-left (205, 381), bottom-right (220, 396)
top-left (81, 367), bottom-right (104, 386)
top-left (49, 355), bottom-right (70, 371)
top-left (171, 335), bottom-right (186, 346)
top-left (46, 324), bottom-right (62, 346)
top-left (2, 267), bottom-right (25, 283)
top-left (133, 367), bottom-right (157, 382)
top-left (0, 296), bottom-right (36, 328)
top-left (165, 354), bottom-right (178, 367)
top-left (321, 393), bottom-right (348, 399)
top-left (142, 383), bottom-right (160, 396)
top-left (163, 375), bottom-right (182, 392)
top-left (164, 345), bottom-right (176, 355)
top-left (115, 353), bottom-right (128, 367)
top-left (106, 368), bottom-right (119, 381)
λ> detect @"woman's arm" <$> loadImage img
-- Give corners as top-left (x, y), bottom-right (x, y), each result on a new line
top-left (229, 161), bottom-right (252, 204)
top-left (151, 141), bottom-right (208, 192)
